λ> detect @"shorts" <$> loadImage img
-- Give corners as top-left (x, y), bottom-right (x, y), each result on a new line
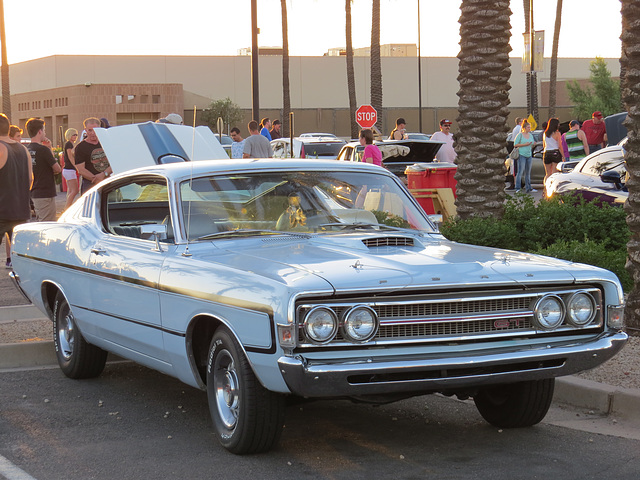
top-left (32, 197), bottom-right (57, 222)
top-left (543, 149), bottom-right (562, 165)
top-left (0, 219), bottom-right (27, 240)
top-left (62, 169), bottom-right (78, 181)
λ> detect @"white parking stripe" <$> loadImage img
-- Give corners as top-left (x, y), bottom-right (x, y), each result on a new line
top-left (0, 454), bottom-right (37, 480)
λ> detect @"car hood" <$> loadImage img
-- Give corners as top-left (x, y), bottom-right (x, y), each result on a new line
top-left (96, 122), bottom-right (228, 174)
top-left (203, 234), bottom-right (579, 292)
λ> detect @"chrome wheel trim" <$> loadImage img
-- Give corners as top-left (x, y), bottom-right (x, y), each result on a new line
top-left (214, 349), bottom-right (240, 430)
top-left (58, 309), bottom-right (75, 361)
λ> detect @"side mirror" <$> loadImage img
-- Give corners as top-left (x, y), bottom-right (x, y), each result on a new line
top-left (428, 214), bottom-right (443, 232)
top-left (601, 170), bottom-right (622, 188)
top-left (140, 224), bottom-right (168, 252)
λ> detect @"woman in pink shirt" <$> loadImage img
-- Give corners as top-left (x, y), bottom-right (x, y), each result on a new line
top-left (359, 129), bottom-right (382, 166)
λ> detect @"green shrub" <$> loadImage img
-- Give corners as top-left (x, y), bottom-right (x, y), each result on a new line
top-left (534, 239), bottom-right (632, 292)
top-left (440, 216), bottom-right (521, 250)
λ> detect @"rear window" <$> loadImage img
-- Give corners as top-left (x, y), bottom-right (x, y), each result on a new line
top-left (303, 142), bottom-right (345, 157)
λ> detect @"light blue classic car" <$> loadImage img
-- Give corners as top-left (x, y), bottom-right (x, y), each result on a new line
top-left (10, 123), bottom-right (627, 454)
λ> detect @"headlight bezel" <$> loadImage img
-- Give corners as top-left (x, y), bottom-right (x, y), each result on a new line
top-left (565, 291), bottom-right (597, 327)
top-left (533, 294), bottom-right (565, 330)
top-left (302, 306), bottom-right (339, 344)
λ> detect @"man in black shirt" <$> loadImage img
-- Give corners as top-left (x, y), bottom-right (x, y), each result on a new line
top-left (0, 113), bottom-right (32, 268)
top-left (26, 118), bottom-right (61, 222)
top-left (74, 117), bottom-right (112, 194)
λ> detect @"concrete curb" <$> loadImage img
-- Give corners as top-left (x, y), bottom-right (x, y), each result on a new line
top-left (1, 339), bottom-right (639, 421)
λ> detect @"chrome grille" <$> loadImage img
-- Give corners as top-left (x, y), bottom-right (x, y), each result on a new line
top-left (295, 286), bottom-right (603, 347)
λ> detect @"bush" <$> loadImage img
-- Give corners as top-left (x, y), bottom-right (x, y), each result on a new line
top-left (440, 193), bottom-right (631, 291)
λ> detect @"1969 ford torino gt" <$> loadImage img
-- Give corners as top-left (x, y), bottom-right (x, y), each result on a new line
top-left (10, 124), bottom-right (627, 454)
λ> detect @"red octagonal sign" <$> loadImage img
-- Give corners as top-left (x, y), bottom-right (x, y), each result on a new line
top-left (355, 105), bottom-right (377, 129)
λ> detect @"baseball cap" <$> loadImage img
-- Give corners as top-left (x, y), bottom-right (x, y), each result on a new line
top-left (164, 113), bottom-right (183, 125)
top-left (440, 119), bottom-right (452, 126)
top-left (569, 119), bottom-right (580, 127)
top-left (272, 119), bottom-right (281, 125)
top-left (592, 111), bottom-right (603, 118)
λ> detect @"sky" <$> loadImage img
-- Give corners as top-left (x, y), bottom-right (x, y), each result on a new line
top-left (3, 0), bottom-right (622, 65)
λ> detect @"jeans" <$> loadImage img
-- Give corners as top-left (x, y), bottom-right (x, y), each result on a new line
top-left (515, 155), bottom-right (532, 192)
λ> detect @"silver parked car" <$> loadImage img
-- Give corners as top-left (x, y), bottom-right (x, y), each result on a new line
top-left (10, 123), bottom-right (627, 454)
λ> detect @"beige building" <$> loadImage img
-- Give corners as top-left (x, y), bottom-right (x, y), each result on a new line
top-left (3, 53), bottom-right (619, 147)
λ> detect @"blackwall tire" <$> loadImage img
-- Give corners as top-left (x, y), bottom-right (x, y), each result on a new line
top-left (206, 327), bottom-right (285, 454)
top-left (53, 291), bottom-right (107, 379)
top-left (473, 378), bottom-right (555, 428)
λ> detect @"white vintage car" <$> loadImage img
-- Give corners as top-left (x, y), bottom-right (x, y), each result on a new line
top-left (10, 123), bottom-right (627, 454)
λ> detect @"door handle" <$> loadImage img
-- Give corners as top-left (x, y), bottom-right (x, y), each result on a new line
top-left (91, 247), bottom-right (106, 255)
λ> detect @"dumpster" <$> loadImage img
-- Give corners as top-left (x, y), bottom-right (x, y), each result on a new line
top-left (406, 162), bottom-right (457, 219)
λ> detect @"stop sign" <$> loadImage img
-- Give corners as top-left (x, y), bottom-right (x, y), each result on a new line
top-left (355, 105), bottom-right (377, 129)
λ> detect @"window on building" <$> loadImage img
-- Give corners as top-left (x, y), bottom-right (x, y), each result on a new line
top-left (115, 95), bottom-right (123, 104)
top-left (152, 95), bottom-right (160, 104)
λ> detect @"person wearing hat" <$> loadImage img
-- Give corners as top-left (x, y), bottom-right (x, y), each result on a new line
top-left (431, 119), bottom-right (456, 163)
top-left (269, 119), bottom-right (282, 140)
top-left (581, 111), bottom-right (607, 153)
top-left (562, 120), bottom-right (589, 161)
top-left (389, 117), bottom-right (406, 140)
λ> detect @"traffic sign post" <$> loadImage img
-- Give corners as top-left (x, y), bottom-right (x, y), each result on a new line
top-left (356, 105), bottom-right (377, 129)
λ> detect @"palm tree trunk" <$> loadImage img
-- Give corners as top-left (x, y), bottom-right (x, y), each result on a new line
top-left (370, 0), bottom-right (382, 132)
top-left (0, 0), bottom-right (11, 118)
top-left (280, 0), bottom-right (291, 137)
top-left (346, 0), bottom-right (358, 139)
top-left (621, 0), bottom-right (640, 335)
top-left (548, 0), bottom-right (563, 118)
top-left (455, 0), bottom-right (512, 219)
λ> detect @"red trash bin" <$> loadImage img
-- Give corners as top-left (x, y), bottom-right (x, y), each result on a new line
top-left (406, 162), bottom-right (457, 215)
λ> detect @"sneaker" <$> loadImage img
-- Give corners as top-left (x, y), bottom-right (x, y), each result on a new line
top-left (515, 189), bottom-right (521, 193)
top-left (5, 259), bottom-right (11, 269)
top-left (527, 189), bottom-right (538, 193)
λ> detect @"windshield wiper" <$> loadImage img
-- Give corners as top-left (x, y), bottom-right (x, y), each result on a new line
top-left (196, 229), bottom-right (311, 241)
top-left (317, 222), bottom-right (379, 231)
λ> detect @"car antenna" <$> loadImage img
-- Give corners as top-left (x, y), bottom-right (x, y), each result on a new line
top-left (182, 105), bottom-right (197, 257)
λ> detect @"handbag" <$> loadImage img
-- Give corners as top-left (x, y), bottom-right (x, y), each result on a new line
top-left (509, 147), bottom-right (520, 160)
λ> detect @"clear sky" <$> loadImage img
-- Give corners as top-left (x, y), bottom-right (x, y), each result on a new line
top-left (3, 0), bottom-right (622, 64)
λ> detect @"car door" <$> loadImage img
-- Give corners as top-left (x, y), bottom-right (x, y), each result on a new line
top-left (87, 176), bottom-right (172, 367)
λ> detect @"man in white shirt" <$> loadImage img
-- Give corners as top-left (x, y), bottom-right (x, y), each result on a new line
top-left (431, 119), bottom-right (456, 163)
top-left (511, 117), bottom-right (523, 139)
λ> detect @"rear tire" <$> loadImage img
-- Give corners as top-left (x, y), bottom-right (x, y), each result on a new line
top-left (206, 327), bottom-right (285, 454)
top-left (53, 292), bottom-right (107, 379)
top-left (473, 378), bottom-right (555, 428)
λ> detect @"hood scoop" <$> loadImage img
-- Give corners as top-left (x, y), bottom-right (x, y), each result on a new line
top-left (362, 236), bottom-right (415, 248)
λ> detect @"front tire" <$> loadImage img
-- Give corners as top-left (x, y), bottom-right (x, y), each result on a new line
top-left (473, 378), bottom-right (555, 428)
top-left (206, 327), bottom-right (285, 454)
top-left (53, 292), bottom-right (107, 379)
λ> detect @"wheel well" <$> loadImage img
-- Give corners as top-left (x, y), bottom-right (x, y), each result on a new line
top-left (41, 282), bottom-right (62, 319)
top-left (189, 315), bottom-right (224, 385)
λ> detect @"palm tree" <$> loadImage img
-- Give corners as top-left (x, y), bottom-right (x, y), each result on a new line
top-left (346, 0), bottom-right (358, 139)
top-left (280, 0), bottom-right (291, 137)
top-left (455, 0), bottom-right (512, 219)
top-left (621, 0), bottom-right (640, 335)
top-left (548, 0), bottom-right (563, 118)
top-left (370, 0), bottom-right (382, 132)
top-left (0, 0), bottom-right (11, 118)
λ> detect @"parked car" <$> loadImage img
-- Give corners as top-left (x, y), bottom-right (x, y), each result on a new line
top-left (298, 132), bottom-right (339, 139)
top-left (337, 139), bottom-right (443, 180)
top-left (405, 132), bottom-right (432, 141)
top-left (271, 136), bottom-right (346, 159)
top-left (10, 123), bottom-right (627, 454)
top-left (545, 144), bottom-right (627, 205)
top-left (213, 133), bottom-right (233, 158)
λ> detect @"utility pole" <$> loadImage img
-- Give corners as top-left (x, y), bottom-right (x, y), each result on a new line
top-left (0, 0), bottom-right (11, 118)
top-left (417, 0), bottom-right (423, 133)
top-left (251, 0), bottom-right (259, 122)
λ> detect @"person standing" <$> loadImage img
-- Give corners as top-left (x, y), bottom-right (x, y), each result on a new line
top-left (62, 128), bottom-right (80, 210)
top-left (243, 120), bottom-right (273, 158)
top-left (0, 114), bottom-right (33, 268)
top-left (563, 120), bottom-right (590, 161)
top-left (542, 118), bottom-right (564, 190)
top-left (581, 111), bottom-right (607, 153)
top-left (74, 117), bottom-right (112, 194)
top-left (26, 118), bottom-right (61, 222)
top-left (269, 119), bottom-right (282, 140)
top-left (388, 117), bottom-right (406, 140)
top-left (359, 129), bottom-right (382, 166)
top-left (431, 119), bottom-right (457, 163)
top-left (230, 127), bottom-right (246, 159)
top-left (260, 118), bottom-right (272, 141)
top-left (512, 120), bottom-right (536, 193)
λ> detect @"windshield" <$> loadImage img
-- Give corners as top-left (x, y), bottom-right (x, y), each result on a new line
top-left (179, 170), bottom-right (435, 238)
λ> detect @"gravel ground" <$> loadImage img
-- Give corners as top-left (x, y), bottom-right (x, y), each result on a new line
top-left (1, 315), bottom-right (638, 391)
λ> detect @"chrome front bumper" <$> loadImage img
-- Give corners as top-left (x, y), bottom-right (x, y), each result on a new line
top-left (8, 271), bottom-right (31, 303)
top-left (277, 331), bottom-right (628, 397)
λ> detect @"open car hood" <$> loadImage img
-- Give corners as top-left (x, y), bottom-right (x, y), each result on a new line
top-left (96, 122), bottom-right (228, 175)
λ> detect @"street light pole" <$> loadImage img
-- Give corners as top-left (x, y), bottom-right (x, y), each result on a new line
top-left (417, 0), bottom-right (423, 133)
top-left (0, 0), bottom-right (11, 118)
top-left (251, 0), bottom-right (260, 122)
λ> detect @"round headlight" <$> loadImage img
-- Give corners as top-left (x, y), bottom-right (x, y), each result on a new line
top-left (303, 307), bottom-right (338, 343)
top-left (566, 292), bottom-right (596, 327)
top-left (533, 295), bottom-right (565, 330)
top-left (342, 306), bottom-right (378, 343)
